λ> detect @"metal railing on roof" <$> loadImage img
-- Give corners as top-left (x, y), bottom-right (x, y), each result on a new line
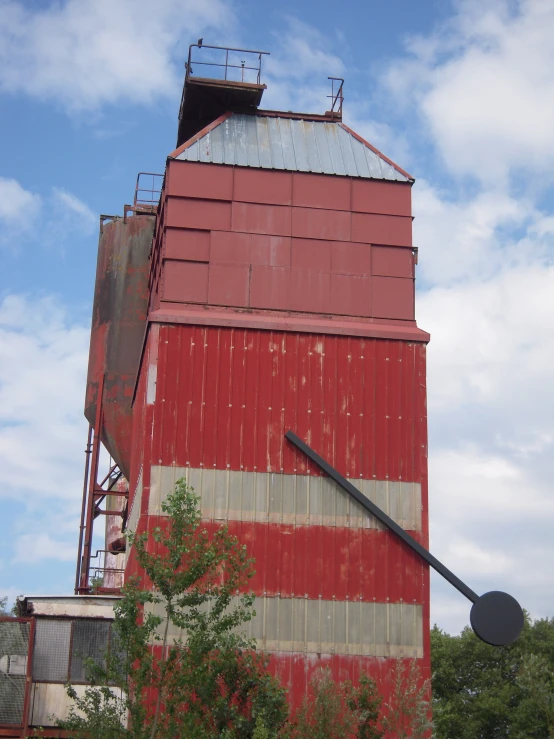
top-left (185, 43), bottom-right (270, 85)
top-left (133, 172), bottom-right (163, 212)
top-left (327, 77), bottom-right (344, 116)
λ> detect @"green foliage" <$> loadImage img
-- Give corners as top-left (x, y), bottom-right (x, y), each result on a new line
top-left (0, 596), bottom-right (17, 616)
top-left (57, 479), bottom-right (288, 739)
top-left (283, 667), bottom-right (383, 739)
top-left (431, 614), bottom-right (554, 739)
top-left (381, 660), bottom-right (432, 739)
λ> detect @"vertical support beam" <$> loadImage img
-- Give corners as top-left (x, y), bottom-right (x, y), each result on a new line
top-left (21, 617), bottom-right (35, 738)
top-left (75, 424), bottom-right (93, 594)
top-left (78, 374), bottom-right (104, 594)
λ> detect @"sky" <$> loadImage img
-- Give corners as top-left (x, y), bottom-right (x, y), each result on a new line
top-left (1, 0), bottom-right (553, 636)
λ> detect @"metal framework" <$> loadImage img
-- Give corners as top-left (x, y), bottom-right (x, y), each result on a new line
top-left (185, 43), bottom-right (269, 85)
top-left (75, 375), bottom-right (128, 595)
top-left (327, 77), bottom-right (344, 116)
top-left (133, 172), bottom-right (163, 213)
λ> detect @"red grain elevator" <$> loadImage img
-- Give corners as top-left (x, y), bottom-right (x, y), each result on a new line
top-left (81, 44), bottom-right (430, 704)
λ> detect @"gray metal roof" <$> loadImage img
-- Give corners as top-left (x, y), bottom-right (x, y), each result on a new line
top-left (174, 113), bottom-right (410, 181)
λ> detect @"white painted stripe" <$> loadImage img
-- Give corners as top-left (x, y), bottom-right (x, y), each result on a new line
top-left (147, 596), bottom-right (423, 658)
top-left (148, 466), bottom-right (422, 531)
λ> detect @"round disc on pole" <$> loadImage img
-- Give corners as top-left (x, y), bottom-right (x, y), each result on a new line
top-left (470, 591), bottom-right (524, 646)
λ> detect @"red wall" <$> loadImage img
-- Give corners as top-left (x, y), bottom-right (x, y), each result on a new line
top-left (127, 159), bottom-right (430, 708)
top-left (149, 161), bottom-right (416, 324)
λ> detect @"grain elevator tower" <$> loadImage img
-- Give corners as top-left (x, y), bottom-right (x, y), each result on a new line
top-left (78, 43), bottom-right (430, 703)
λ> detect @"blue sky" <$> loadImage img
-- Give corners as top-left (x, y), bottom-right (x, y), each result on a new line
top-left (1, 0), bottom-right (554, 635)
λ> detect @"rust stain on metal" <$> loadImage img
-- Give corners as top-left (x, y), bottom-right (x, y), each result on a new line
top-left (85, 214), bottom-right (154, 479)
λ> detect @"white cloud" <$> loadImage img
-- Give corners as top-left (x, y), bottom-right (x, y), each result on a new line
top-left (0, 294), bottom-right (89, 500)
top-left (0, 179), bottom-right (97, 250)
top-left (418, 200), bottom-right (554, 632)
top-left (0, 0), bottom-right (234, 111)
top-left (0, 177), bottom-right (41, 223)
top-left (52, 188), bottom-right (96, 229)
top-left (385, 0), bottom-right (554, 184)
top-left (12, 533), bottom-right (76, 564)
top-left (413, 180), bottom-right (534, 286)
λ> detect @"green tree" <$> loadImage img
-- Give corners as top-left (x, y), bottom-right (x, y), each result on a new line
top-left (57, 479), bottom-right (288, 739)
top-left (0, 596), bottom-right (8, 616)
top-left (283, 667), bottom-right (383, 739)
top-left (380, 659), bottom-right (432, 738)
top-left (431, 615), bottom-right (554, 739)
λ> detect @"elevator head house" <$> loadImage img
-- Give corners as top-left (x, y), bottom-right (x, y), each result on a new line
top-left (0, 43), bottom-right (430, 735)
top-left (94, 41), bottom-right (429, 702)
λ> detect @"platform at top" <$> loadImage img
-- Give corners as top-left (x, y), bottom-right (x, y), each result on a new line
top-left (177, 44), bottom-right (268, 148)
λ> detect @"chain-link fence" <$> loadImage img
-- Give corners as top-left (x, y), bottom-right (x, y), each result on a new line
top-left (0, 618), bottom-right (31, 726)
top-left (1, 616), bottom-right (114, 730)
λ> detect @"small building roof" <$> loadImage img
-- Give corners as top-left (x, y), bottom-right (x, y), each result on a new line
top-left (171, 112), bottom-right (412, 182)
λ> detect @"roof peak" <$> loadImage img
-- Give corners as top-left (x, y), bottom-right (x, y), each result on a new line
top-left (169, 112), bottom-right (413, 182)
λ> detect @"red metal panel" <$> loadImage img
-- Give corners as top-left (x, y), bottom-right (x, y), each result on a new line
top-left (292, 172), bottom-right (350, 211)
top-left (291, 238), bottom-right (331, 272)
top-left (211, 230), bottom-right (251, 263)
top-left (269, 653), bottom-right (427, 711)
top-left (331, 241), bottom-right (371, 276)
top-left (330, 274), bottom-right (371, 316)
top-left (250, 265), bottom-right (291, 311)
top-left (166, 197), bottom-right (232, 231)
top-left (290, 270), bottom-right (331, 314)
top-left (291, 207), bottom-right (351, 241)
top-left (208, 263), bottom-right (250, 307)
top-left (250, 235), bottom-right (291, 266)
top-left (85, 214), bottom-right (152, 479)
top-left (152, 325), bottom-right (427, 482)
top-left (351, 179), bottom-right (412, 216)
top-left (162, 260), bottom-right (209, 303)
top-left (234, 168), bottom-right (292, 206)
top-left (371, 276), bottom-right (414, 320)
top-left (372, 245), bottom-right (414, 278)
top-left (164, 228), bottom-right (210, 261)
top-left (168, 160), bottom-right (233, 201)
top-left (351, 213), bottom-right (412, 247)
top-left (231, 202), bottom-right (292, 236)
top-left (130, 517), bottom-right (428, 603)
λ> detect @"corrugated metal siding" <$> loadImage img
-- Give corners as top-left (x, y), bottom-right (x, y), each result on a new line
top-left (141, 515), bottom-right (427, 604)
top-left (151, 325), bottom-right (428, 488)
top-left (147, 596), bottom-right (423, 658)
top-left (148, 466), bottom-right (422, 531)
top-left (176, 114), bottom-right (409, 182)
